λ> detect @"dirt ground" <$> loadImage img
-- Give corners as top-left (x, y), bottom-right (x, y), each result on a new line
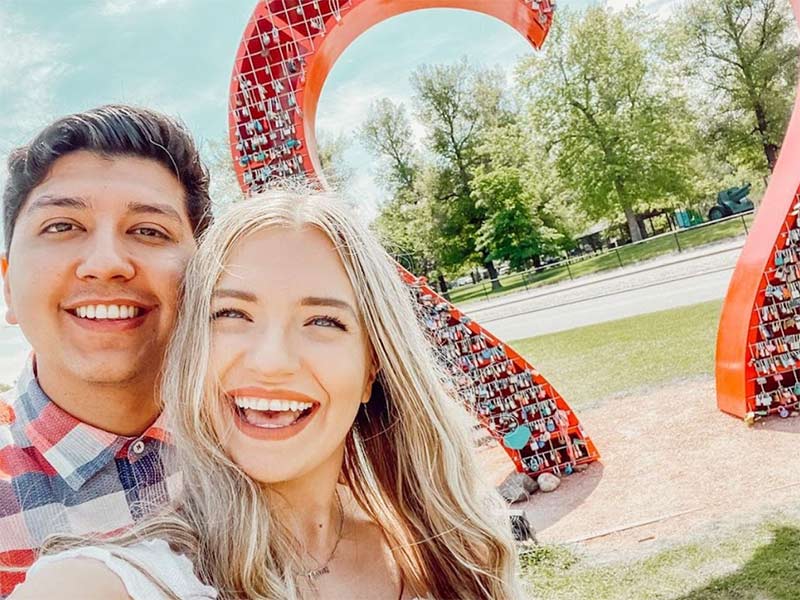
top-left (477, 375), bottom-right (800, 564)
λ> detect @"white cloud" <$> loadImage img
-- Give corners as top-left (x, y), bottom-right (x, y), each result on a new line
top-left (316, 78), bottom-right (407, 139)
top-left (99, 0), bottom-right (186, 17)
top-left (0, 7), bottom-right (71, 234)
top-left (0, 8), bottom-right (70, 147)
top-left (606, 0), bottom-right (682, 18)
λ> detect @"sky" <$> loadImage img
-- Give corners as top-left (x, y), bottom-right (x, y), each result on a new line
top-left (0, 0), bottom-right (681, 383)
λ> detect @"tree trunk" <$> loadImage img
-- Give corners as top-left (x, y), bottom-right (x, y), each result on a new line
top-left (754, 102), bottom-right (779, 172)
top-left (484, 260), bottom-right (502, 291)
top-left (623, 205), bottom-right (643, 243)
top-left (613, 178), bottom-right (643, 243)
top-left (436, 272), bottom-right (451, 301)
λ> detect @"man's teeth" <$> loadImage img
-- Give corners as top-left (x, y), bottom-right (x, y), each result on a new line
top-left (75, 304), bottom-right (141, 320)
top-left (234, 397), bottom-right (313, 412)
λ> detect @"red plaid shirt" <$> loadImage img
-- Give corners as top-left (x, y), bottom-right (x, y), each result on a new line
top-left (0, 358), bottom-right (177, 598)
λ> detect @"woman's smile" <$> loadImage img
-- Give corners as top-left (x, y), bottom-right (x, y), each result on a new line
top-left (227, 387), bottom-right (321, 441)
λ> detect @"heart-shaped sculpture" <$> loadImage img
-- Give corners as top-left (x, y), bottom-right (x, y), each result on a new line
top-left (716, 1), bottom-right (800, 419)
top-left (228, 0), bottom-right (599, 477)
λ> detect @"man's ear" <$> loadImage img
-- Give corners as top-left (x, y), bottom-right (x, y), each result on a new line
top-left (1, 254), bottom-right (18, 325)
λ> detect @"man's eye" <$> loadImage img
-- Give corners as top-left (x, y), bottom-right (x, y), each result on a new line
top-left (131, 227), bottom-right (170, 240)
top-left (211, 308), bottom-right (249, 321)
top-left (42, 222), bottom-right (78, 234)
top-left (308, 315), bottom-right (347, 331)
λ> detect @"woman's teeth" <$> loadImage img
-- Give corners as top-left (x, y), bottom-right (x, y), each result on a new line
top-left (74, 304), bottom-right (141, 319)
top-left (234, 397), bottom-right (313, 412)
top-left (234, 397), bottom-right (314, 430)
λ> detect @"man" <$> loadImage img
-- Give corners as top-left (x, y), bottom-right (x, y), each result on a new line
top-left (0, 105), bottom-right (212, 597)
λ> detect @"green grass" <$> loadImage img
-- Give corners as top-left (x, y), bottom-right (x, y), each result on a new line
top-left (510, 300), bottom-right (723, 412)
top-left (449, 214), bottom-right (751, 307)
top-left (521, 519), bottom-right (800, 600)
top-left (677, 213), bottom-right (755, 251)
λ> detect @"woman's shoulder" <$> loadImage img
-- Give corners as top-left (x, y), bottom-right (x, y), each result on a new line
top-left (16, 538), bottom-right (217, 600)
top-left (11, 554), bottom-right (131, 600)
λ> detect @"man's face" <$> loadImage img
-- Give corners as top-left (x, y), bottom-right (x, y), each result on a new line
top-left (1, 151), bottom-right (197, 388)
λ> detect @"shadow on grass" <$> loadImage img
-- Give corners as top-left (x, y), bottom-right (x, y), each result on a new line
top-left (677, 525), bottom-right (800, 600)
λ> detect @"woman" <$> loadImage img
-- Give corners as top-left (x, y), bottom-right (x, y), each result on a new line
top-left (11, 190), bottom-right (522, 599)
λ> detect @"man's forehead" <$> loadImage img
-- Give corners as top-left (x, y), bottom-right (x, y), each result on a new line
top-left (23, 152), bottom-right (189, 221)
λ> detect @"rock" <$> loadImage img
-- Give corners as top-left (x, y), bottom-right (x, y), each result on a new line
top-left (537, 472), bottom-right (561, 493)
top-left (497, 472), bottom-right (539, 503)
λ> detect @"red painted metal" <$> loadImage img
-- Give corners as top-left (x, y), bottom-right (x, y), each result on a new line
top-left (715, 1), bottom-right (800, 419)
top-left (229, 0), bottom-right (599, 477)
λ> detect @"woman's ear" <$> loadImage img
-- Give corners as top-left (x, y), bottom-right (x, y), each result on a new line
top-left (361, 364), bottom-right (380, 404)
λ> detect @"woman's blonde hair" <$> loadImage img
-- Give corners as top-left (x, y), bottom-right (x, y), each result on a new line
top-left (42, 189), bottom-right (522, 599)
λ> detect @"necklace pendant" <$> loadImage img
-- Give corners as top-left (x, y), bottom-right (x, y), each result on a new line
top-left (306, 565), bottom-right (330, 579)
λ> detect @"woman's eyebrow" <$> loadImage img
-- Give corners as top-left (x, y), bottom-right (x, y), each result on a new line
top-left (212, 288), bottom-right (257, 302)
top-left (300, 296), bottom-right (356, 318)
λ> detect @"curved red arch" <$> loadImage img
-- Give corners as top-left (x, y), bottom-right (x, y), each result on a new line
top-left (229, 0), bottom-right (600, 477)
top-left (715, 2), bottom-right (800, 419)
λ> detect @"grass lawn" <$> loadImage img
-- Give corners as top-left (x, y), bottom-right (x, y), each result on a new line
top-left (510, 300), bottom-right (723, 411)
top-left (521, 517), bottom-right (800, 600)
top-left (449, 214), bottom-right (752, 307)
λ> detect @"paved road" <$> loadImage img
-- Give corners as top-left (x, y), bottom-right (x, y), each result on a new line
top-left (473, 266), bottom-right (733, 341)
top-left (460, 239), bottom-right (743, 341)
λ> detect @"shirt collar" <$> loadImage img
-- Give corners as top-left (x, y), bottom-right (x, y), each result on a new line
top-left (13, 355), bottom-right (168, 491)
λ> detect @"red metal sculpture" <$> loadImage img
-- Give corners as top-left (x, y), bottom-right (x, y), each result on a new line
top-left (716, 1), bottom-right (800, 420)
top-left (229, 0), bottom-right (599, 477)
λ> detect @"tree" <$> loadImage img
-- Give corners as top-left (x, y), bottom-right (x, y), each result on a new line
top-left (517, 6), bottom-right (697, 242)
top-left (678, 0), bottom-right (798, 173)
top-left (316, 130), bottom-right (353, 191)
top-left (359, 99), bottom-right (419, 192)
top-left (471, 122), bottom-right (571, 270)
top-left (205, 137), bottom-right (246, 207)
top-left (411, 59), bottom-right (512, 289)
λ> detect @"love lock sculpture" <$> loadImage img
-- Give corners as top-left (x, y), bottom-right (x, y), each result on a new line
top-left (228, 0), bottom-right (599, 478)
top-left (716, 1), bottom-right (800, 421)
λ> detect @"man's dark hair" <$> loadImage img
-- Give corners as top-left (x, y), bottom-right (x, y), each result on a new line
top-left (2, 104), bottom-right (213, 253)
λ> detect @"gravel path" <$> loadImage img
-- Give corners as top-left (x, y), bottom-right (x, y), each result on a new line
top-left (477, 374), bottom-right (800, 565)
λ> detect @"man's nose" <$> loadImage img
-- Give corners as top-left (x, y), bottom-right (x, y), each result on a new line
top-left (74, 228), bottom-right (136, 281)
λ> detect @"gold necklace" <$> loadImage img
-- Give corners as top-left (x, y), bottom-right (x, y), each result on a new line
top-left (299, 490), bottom-right (344, 580)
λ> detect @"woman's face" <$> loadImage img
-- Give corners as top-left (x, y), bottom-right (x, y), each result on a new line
top-left (210, 226), bottom-right (374, 484)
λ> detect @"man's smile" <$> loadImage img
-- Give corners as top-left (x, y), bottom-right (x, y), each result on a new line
top-left (62, 299), bottom-right (156, 332)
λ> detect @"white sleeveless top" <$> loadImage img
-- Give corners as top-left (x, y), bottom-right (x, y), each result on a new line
top-left (29, 538), bottom-right (430, 599)
top-left (28, 538), bottom-right (217, 599)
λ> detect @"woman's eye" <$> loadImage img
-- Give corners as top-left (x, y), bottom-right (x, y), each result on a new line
top-left (42, 222), bottom-right (78, 234)
top-left (211, 308), bottom-right (249, 321)
top-left (308, 315), bottom-right (347, 331)
top-left (131, 227), bottom-right (170, 240)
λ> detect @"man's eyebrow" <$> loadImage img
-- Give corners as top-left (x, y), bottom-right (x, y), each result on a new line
top-left (212, 288), bottom-right (258, 302)
top-left (26, 195), bottom-right (89, 212)
top-left (300, 296), bottom-right (356, 317)
top-left (127, 201), bottom-right (183, 223)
